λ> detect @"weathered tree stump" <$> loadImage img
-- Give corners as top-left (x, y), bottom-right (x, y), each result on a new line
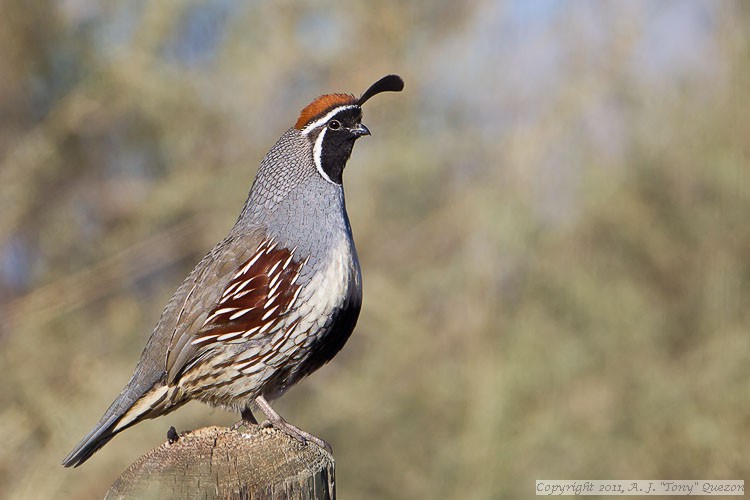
top-left (105, 426), bottom-right (335, 500)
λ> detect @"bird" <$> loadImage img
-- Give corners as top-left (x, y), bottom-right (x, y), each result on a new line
top-left (62, 74), bottom-right (404, 467)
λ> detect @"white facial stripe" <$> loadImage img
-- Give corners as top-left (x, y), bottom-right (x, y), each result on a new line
top-left (301, 105), bottom-right (359, 136)
top-left (313, 127), bottom-right (335, 184)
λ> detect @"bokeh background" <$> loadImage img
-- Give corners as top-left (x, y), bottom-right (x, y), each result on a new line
top-left (1, 1), bottom-right (748, 498)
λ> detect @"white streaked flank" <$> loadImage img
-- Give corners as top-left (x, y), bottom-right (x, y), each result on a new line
top-left (241, 326), bottom-right (261, 338)
top-left (191, 335), bottom-right (217, 346)
top-left (203, 307), bottom-right (238, 326)
top-left (282, 248), bottom-right (296, 269)
top-left (268, 273), bottom-right (281, 290)
top-left (229, 308), bottom-right (254, 320)
top-left (268, 278), bottom-right (282, 297)
top-left (233, 289), bottom-right (252, 300)
top-left (258, 320), bottom-right (274, 335)
top-left (221, 280), bottom-right (240, 298)
top-left (264, 294), bottom-right (279, 309)
top-left (267, 259), bottom-right (281, 277)
top-left (289, 285), bottom-right (303, 307)
top-left (216, 331), bottom-right (244, 341)
top-left (265, 240), bottom-right (277, 254)
top-left (228, 277), bottom-right (255, 297)
top-left (233, 247), bottom-right (265, 279)
top-left (261, 304), bottom-right (280, 321)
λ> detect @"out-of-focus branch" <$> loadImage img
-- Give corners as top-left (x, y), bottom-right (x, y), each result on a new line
top-left (2, 217), bottom-right (206, 334)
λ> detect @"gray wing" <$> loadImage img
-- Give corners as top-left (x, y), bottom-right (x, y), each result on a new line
top-left (163, 232), bottom-right (307, 384)
top-left (61, 229), bottom-right (265, 467)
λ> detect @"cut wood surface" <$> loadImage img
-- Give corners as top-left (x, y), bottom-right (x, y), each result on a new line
top-left (105, 426), bottom-right (335, 500)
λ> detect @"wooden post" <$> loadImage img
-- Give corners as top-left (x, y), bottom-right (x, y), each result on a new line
top-left (105, 426), bottom-right (335, 500)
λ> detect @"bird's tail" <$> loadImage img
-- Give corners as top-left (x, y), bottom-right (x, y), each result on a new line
top-left (62, 383), bottom-right (175, 467)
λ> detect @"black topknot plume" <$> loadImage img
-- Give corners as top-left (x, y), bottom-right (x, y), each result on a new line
top-left (358, 75), bottom-right (404, 106)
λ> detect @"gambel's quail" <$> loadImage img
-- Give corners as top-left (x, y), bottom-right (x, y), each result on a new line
top-left (63, 74), bottom-right (404, 467)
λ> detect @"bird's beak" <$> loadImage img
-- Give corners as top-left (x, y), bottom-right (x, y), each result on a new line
top-left (351, 123), bottom-right (371, 137)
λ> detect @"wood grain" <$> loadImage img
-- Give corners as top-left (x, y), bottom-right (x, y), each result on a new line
top-left (105, 426), bottom-right (335, 500)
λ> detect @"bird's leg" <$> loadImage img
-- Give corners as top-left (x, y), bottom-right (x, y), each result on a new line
top-left (231, 406), bottom-right (259, 430)
top-left (254, 395), bottom-right (333, 453)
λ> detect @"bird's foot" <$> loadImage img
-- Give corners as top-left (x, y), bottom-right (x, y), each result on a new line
top-left (231, 407), bottom-right (259, 431)
top-left (260, 418), bottom-right (333, 453)
top-left (254, 395), bottom-right (332, 453)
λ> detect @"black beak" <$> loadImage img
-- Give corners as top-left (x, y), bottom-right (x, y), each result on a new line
top-left (351, 123), bottom-right (371, 137)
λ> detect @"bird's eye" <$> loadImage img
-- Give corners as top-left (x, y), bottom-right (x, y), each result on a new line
top-left (327, 120), bottom-right (341, 130)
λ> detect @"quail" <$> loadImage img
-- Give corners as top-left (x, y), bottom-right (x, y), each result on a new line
top-left (62, 74), bottom-right (404, 467)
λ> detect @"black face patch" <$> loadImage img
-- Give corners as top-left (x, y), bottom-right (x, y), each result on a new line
top-left (313, 107), bottom-right (365, 184)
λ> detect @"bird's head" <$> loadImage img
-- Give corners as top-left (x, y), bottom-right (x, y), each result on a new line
top-left (295, 74), bottom-right (404, 184)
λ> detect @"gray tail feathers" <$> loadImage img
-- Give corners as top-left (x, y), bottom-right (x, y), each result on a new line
top-left (62, 384), bottom-right (172, 468)
top-left (61, 413), bottom-right (121, 468)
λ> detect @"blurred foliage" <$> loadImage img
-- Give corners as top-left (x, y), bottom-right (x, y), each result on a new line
top-left (0, 1), bottom-right (748, 499)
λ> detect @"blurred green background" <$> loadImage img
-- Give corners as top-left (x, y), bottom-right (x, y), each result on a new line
top-left (1, 1), bottom-right (748, 499)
